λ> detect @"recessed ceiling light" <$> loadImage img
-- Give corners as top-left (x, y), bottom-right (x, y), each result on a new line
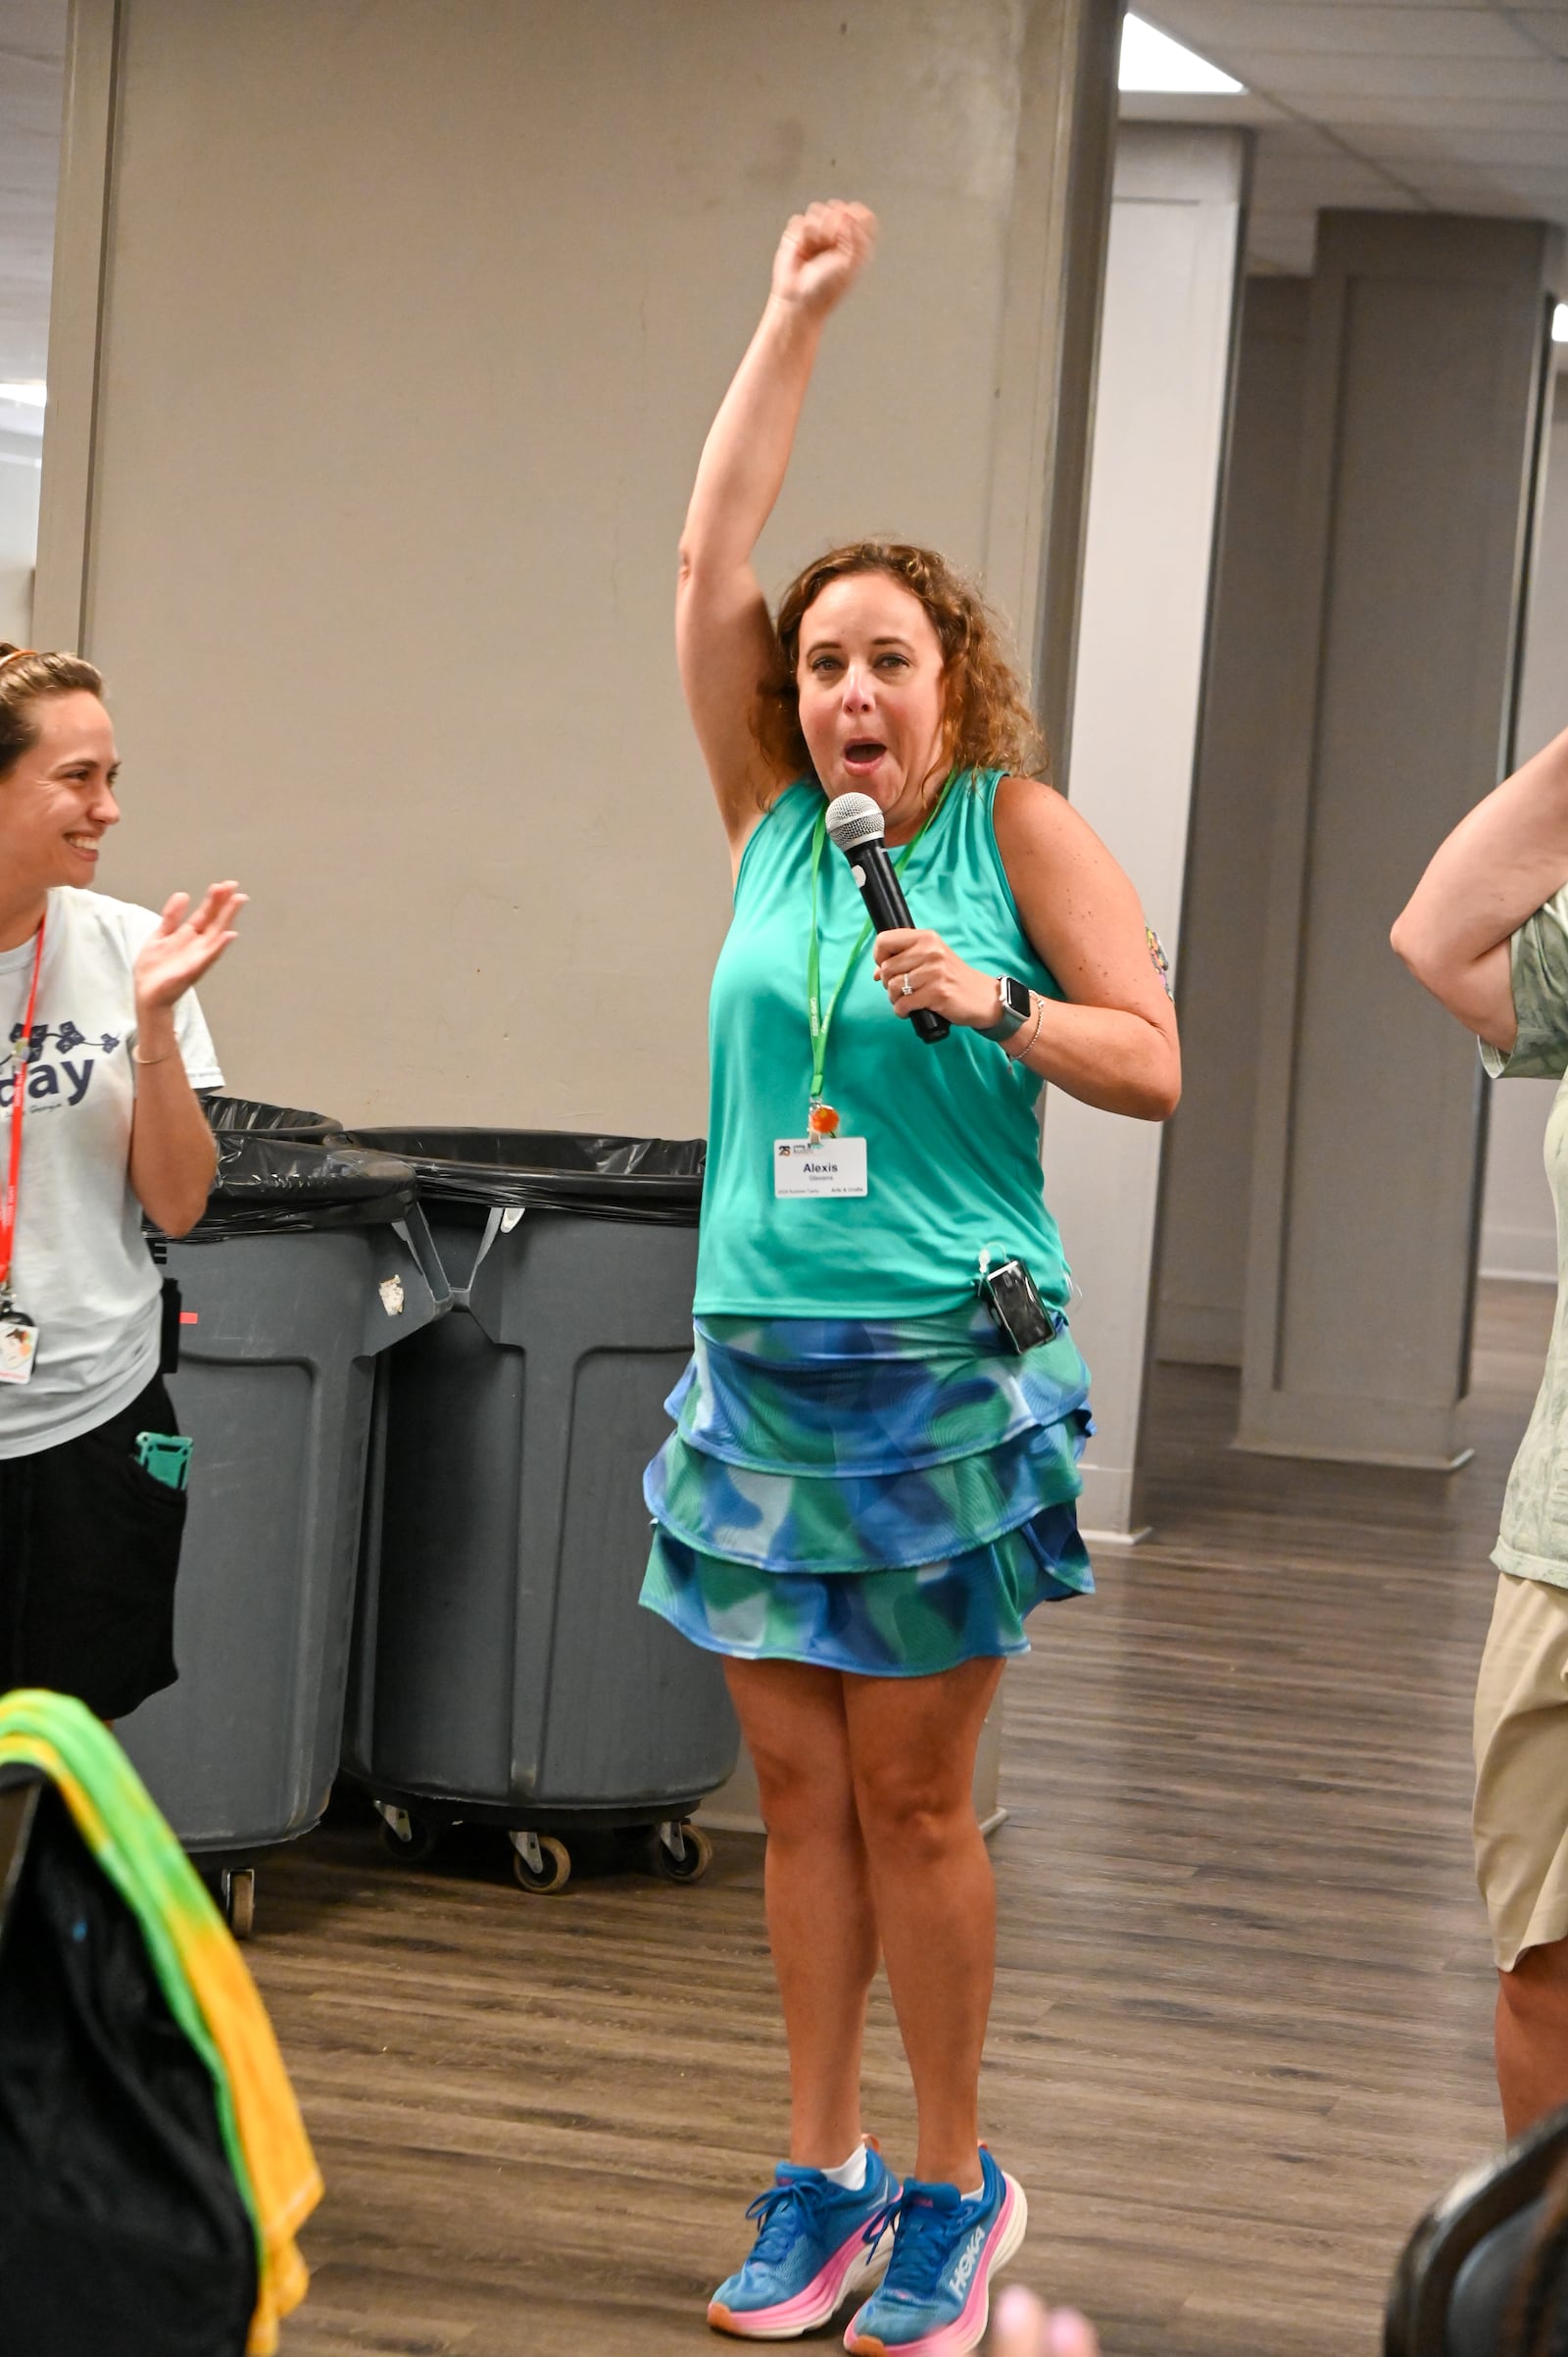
top-left (1554, 303), bottom-right (1568, 345)
top-left (0, 381), bottom-right (46, 407)
top-left (1120, 13), bottom-right (1245, 94)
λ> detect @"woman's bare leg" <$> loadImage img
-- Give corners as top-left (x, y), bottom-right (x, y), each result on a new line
top-left (843, 1658), bottom-right (1004, 2189)
top-left (725, 1658), bottom-right (880, 2166)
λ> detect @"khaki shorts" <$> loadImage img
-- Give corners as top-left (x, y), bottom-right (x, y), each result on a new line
top-left (1475, 1570), bottom-right (1568, 1970)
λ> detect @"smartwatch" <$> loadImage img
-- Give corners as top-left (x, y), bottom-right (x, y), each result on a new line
top-left (978, 974), bottom-right (1031, 1043)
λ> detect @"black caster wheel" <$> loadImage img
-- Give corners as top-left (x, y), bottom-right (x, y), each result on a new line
top-left (220, 1867), bottom-right (256, 1940)
top-left (649, 1820), bottom-right (712, 1885)
top-left (511, 1832), bottom-right (571, 1894)
top-left (377, 1804), bottom-right (441, 1867)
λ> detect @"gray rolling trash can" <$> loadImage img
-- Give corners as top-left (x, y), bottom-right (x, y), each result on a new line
top-left (120, 1109), bottom-right (446, 1937)
top-left (341, 1129), bottom-right (740, 1896)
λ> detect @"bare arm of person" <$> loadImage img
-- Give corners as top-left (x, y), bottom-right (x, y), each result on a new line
top-left (1391, 724), bottom-right (1568, 1052)
top-left (128, 883), bottom-right (245, 1236)
top-left (871, 778), bottom-right (1181, 1121)
top-left (676, 201), bottom-right (877, 867)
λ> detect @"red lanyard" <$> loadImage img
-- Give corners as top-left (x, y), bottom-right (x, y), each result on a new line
top-left (0, 914), bottom-right (45, 1304)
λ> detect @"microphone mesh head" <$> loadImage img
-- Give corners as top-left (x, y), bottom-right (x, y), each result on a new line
top-left (824, 793), bottom-right (886, 854)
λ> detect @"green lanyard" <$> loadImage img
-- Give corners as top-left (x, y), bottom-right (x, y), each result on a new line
top-left (806, 786), bottom-right (947, 1113)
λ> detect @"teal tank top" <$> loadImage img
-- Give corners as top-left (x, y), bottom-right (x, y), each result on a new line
top-left (695, 768), bottom-right (1072, 1318)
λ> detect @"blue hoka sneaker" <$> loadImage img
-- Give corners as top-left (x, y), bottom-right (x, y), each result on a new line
top-left (843, 2148), bottom-right (1027, 2355)
top-left (709, 2142), bottom-right (902, 2338)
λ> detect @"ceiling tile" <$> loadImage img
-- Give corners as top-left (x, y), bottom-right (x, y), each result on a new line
top-left (1144, 6), bottom-right (1539, 58)
top-left (1363, 124), bottom-right (1568, 163)
top-left (1309, 91), bottom-right (1568, 124)
top-left (1217, 55), bottom-right (1568, 97)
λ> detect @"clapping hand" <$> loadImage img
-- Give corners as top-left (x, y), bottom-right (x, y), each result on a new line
top-left (988, 2285), bottom-right (1101, 2357)
top-left (770, 200), bottom-right (878, 319)
top-left (133, 883), bottom-right (247, 1016)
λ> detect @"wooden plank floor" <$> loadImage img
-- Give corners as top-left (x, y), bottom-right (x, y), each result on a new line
top-left (259, 1281), bottom-right (1553, 2357)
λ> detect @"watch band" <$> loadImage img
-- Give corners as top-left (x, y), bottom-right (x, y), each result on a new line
top-left (978, 975), bottom-right (1029, 1043)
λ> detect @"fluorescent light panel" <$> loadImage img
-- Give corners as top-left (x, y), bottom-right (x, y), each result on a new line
top-left (1554, 303), bottom-right (1568, 345)
top-left (1120, 13), bottom-right (1245, 94)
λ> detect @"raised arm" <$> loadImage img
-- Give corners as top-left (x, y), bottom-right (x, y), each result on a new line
top-left (1391, 724), bottom-right (1568, 1051)
top-left (677, 201), bottom-right (876, 859)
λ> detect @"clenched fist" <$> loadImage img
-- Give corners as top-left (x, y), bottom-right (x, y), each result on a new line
top-left (770, 200), bottom-right (878, 319)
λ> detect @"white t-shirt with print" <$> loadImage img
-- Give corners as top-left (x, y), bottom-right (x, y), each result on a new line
top-left (0, 887), bottom-right (222, 1458)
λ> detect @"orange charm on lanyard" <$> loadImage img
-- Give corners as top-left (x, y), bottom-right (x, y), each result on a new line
top-left (0, 914), bottom-right (45, 1385)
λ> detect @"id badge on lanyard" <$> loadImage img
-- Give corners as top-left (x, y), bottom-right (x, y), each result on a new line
top-left (0, 915), bottom-right (45, 1385)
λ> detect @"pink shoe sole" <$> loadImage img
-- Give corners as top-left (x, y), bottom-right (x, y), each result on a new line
top-left (709, 2219), bottom-right (893, 2340)
top-left (842, 2176), bottom-right (1028, 2357)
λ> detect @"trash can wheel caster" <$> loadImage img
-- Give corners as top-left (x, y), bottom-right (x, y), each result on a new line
top-left (649, 1820), bottom-right (712, 1885)
top-left (376, 1802), bottom-right (441, 1867)
top-left (220, 1867), bottom-right (256, 1940)
top-left (511, 1830), bottom-right (571, 1894)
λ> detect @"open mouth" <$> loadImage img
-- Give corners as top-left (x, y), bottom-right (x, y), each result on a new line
top-left (842, 740), bottom-right (887, 772)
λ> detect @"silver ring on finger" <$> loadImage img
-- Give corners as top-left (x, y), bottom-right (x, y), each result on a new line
top-left (902, 974), bottom-right (913, 997)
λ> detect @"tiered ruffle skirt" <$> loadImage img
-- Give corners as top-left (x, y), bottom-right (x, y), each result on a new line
top-left (639, 1301), bottom-right (1094, 1677)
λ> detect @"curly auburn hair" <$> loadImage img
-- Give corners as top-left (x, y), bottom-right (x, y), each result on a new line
top-left (0, 644), bottom-right (105, 780)
top-left (754, 541), bottom-right (1048, 796)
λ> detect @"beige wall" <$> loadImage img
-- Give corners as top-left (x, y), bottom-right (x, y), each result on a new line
top-left (39, 0), bottom-right (1118, 1136)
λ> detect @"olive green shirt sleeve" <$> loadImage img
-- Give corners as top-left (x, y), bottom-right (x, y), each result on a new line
top-left (1481, 883), bottom-right (1568, 1080)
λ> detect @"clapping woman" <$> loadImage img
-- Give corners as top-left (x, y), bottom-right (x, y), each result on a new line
top-left (0, 644), bottom-right (242, 1719)
top-left (640, 207), bottom-right (1179, 2354)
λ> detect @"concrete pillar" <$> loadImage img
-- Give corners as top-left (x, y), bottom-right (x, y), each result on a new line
top-left (1041, 123), bottom-right (1249, 1539)
top-left (1240, 214), bottom-right (1563, 1468)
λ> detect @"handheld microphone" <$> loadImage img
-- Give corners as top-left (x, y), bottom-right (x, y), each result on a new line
top-left (824, 793), bottom-right (950, 1045)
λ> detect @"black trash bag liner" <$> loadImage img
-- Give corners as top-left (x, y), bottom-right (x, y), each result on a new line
top-left (348, 1127), bottom-right (706, 1228)
top-left (198, 1092), bottom-right (344, 1145)
top-left (0, 1782), bottom-right (257, 2357)
top-left (172, 1136), bottom-right (419, 1241)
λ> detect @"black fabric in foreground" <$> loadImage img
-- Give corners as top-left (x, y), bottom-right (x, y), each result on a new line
top-left (0, 1780), bottom-right (257, 2357)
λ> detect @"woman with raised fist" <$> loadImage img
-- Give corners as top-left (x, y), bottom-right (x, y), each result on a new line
top-left (642, 206), bottom-right (1178, 2353)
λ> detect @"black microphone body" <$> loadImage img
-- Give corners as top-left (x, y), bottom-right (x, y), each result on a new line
top-left (845, 839), bottom-right (950, 1046)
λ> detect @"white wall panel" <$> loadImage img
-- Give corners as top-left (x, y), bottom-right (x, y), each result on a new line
top-left (1043, 122), bottom-right (1247, 1535)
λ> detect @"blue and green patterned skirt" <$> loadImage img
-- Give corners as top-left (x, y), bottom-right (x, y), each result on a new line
top-left (639, 1300), bottom-right (1094, 1678)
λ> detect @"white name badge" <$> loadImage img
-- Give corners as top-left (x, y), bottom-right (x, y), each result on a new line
top-left (0, 1309), bottom-right (38, 1385)
top-left (774, 1137), bottom-right (869, 1199)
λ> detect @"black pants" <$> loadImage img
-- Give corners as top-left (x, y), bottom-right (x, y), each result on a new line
top-left (0, 1373), bottom-right (187, 1719)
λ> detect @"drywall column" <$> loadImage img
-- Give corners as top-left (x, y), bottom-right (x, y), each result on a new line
top-left (36, 0), bottom-right (1122, 1136)
top-left (1240, 214), bottom-right (1562, 1467)
top-left (1041, 123), bottom-right (1248, 1538)
top-left (1153, 277), bottom-right (1309, 1366)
